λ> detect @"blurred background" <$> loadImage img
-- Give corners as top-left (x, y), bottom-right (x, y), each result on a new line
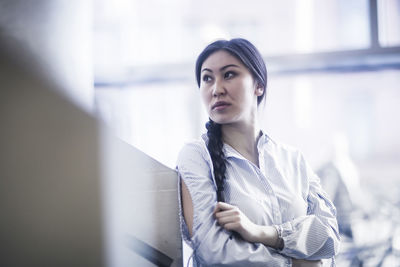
top-left (93, 0), bottom-right (400, 265)
top-left (94, 0), bottom-right (400, 197)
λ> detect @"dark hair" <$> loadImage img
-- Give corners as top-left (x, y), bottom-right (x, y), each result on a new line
top-left (195, 38), bottom-right (267, 202)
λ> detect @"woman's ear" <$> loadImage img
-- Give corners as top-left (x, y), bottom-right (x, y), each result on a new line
top-left (255, 84), bottom-right (264, 96)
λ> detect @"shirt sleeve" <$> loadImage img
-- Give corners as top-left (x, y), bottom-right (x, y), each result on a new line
top-left (177, 142), bottom-right (291, 267)
top-left (277, 152), bottom-right (341, 260)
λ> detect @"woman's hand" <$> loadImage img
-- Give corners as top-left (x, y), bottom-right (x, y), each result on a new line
top-left (292, 259), bottom-right (323, 267)
top-left (213, 202), bottom-right (278, 246)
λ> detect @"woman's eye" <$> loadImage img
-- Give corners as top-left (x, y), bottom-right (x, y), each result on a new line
top-left (224, 71), bottom-right (235, 79)
top-left (202, 75), bottom-right (212, 82)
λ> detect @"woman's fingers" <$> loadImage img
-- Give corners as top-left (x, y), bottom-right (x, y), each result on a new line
top-left (214, 202), bottom-right (234, 217)
top-left (213, 203), bottom-right (262, 243)
top-left (214, 201), bottom-right (235, 212)
top-left (213, 202), bottom-right (247, 228)
top-left (222, 222), bottom-right (240, 231)
top-left (215, 208), bottom-right (239, 218)
top-left (216, 214), bottom-right (238, 225)
top-left (216, 201), bottom-right (234, 209)
top-left (213, 203), bottom-right (241, 227)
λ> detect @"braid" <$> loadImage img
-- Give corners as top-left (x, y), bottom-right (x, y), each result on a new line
top-left (205, 119), bottom-right (227, 202)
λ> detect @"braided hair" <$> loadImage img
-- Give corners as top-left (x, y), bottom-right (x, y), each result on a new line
top-left (195, 38), bottom-right (268, 202)
top-left (205, 120), bottom-right (226, 202)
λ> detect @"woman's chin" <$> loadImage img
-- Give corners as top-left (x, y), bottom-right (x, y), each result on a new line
top-left (210, 117), bottom-right (231, 125)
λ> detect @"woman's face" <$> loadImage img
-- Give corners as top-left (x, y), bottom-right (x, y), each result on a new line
top-left (200, 50), bottom-right (263, 125)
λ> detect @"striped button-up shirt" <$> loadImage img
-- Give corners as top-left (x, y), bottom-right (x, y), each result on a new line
top-left (177, 132), bottom-right (340, 266)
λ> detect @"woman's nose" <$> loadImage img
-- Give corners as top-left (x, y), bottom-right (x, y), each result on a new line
top-left (212, 80), bottom-right (226, 97)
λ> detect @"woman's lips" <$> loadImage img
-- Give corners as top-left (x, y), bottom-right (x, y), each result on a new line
top-left (212, 101), bottom-right (231, 111)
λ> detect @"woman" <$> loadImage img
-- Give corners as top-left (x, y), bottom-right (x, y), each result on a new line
top-left (177, 38), bottom-right (340, 266)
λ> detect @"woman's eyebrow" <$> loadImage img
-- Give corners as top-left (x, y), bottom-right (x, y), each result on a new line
top-left (201, 64), bottom-right (240, 73)
top-left (202, 68), bottom-right (213, 73)
top-left (220, 64), bottom-right (240, 71)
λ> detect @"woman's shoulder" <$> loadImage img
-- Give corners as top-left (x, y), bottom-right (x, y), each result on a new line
top-left (176, 135), bottom-right (211, 166)
top-left (176, 135), bottom-right (215, 181)
top-left (178, 135), bottom-right (206, 156)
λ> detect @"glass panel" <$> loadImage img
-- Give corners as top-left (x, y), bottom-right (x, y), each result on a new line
top-left (95, 81), bottom-right (206, 168)
top-left (94, 68), bottom-right (400, 173)
top-left (378, 0), bottom-right (400, 46)
top-left (94, 0), bottom-right (371, 75)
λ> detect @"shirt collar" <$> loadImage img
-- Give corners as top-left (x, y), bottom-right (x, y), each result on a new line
top-left (201, 130), bottom-right (270, 159)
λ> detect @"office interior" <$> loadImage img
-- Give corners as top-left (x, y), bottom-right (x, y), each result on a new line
top-left (1, 0), bottom-right (400, 266)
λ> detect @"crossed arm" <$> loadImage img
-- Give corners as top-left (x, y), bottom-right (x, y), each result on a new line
top-left (181, 180), bottom-right (323, 267)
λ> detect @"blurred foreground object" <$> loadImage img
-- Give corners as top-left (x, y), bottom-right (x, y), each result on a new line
top-left (0, 0), bottom-right (94, 112)
top-left (0, 21), bottom-right (181, 267)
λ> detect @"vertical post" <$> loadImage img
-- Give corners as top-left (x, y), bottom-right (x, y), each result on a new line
top-left (369, 0), bottom-right (380, 49)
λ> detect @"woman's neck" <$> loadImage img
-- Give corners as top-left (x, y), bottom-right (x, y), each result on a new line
top-left (221, 120), bottom-right (262, 166)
